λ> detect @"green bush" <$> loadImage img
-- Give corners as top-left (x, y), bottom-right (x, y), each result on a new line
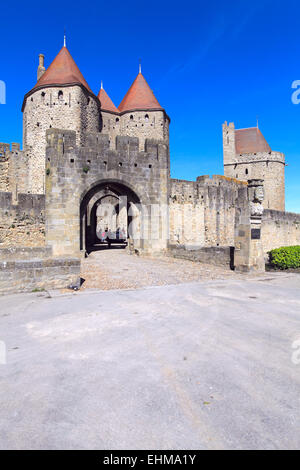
top-left (269, 246), bottom-right (300, 270)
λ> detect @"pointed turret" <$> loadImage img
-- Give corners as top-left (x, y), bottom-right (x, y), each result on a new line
top-left (117, 68), bottom-right (169, 151)
top-left (118, 71), bottom-right (163, 113)
top-left (22, 43), bottom-right (100, 193)
top-left (98, 82), bottom-right (119, 114)
top-left (33, 45), bottom-right (92, 93)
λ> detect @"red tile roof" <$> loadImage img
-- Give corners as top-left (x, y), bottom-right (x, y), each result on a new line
top-left (118, 72), bottom-right (162, 112)
top-left (34, 46), bottom-right (92, 93)
top-left (98, 86), bottom-right (119, 113)
top-left (235, 127), bottom-right (271, 154)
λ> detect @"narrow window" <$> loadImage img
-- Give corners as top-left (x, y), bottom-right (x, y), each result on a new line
top-left (245, 168), bottom-right (248, 175)
top-left (58, 90), bottom-right (63, 101)
top-left (130, 115), bottom-right (134, 120)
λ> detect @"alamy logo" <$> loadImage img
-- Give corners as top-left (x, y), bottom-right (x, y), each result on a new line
top-left (291, 339), bottom-right (300, 365)
top-left (291, 80), bottom-right (300, 104)
top-left (0, 80), bottom-right (5, 104)
top-left (0, 341), bottom-right (6, 364)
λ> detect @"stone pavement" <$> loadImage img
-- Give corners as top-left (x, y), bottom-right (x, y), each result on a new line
top-left (80, 248), bottom-right (258, 291)
top-left (0, 269), bottom-right (299, 449)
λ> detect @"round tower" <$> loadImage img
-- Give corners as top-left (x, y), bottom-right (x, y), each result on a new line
top-left (22, 43), bottom-right (100, 193)
top-left (118, 68), bottom-right (170, 151)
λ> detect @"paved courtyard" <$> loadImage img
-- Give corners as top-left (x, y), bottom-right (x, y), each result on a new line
top-left (0, 256), bottom-right (299, 450)
top-left (80, 248), bottom-right (255, 291)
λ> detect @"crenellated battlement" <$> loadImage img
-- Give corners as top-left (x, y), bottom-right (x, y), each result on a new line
top-left (45, 129), bottom-right (169, 175)
top-left (0, 142), bottom-right (21, 158)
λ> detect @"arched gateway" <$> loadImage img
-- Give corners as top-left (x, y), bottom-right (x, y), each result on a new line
top-left (80, 180), bottom-right (143, 253)
top-left (45, 129), bottom-right (170, 258)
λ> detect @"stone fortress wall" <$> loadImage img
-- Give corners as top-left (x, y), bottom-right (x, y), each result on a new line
top-left (0, 42), bottom-right (298, 293)
top-left (87, 109), bottom-right (169, 151)
top-left (1, 137), bottom-right (299, 259)
top-left (0, 143), bottom-right (29, 196)
top-left (44, 129), bottom-right (170, 257)
top-left (169, 175), bottom-right (246, 247)
top-left (0, 191), bottom-right (45, 247)
top-left (261, 209), bottom-right (300, 255)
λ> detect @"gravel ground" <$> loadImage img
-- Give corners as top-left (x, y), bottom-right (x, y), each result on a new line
top-left (80, 247), bottom-right (264, 291)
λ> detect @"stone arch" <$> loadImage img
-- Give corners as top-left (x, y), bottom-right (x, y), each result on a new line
top-left (80, 179), bottom-right (144, 253)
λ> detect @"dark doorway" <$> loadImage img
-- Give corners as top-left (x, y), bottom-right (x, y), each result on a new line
top-left (80, 181), bottom-right (141, 255)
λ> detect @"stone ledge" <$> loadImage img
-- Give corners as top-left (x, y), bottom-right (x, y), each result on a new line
top-left (0, 256), bottom-right (81, 295)
top-left (168, 245), bottom-right (234, 269)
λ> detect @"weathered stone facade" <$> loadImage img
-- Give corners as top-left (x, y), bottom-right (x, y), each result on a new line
top-left (45, 130), bottom-right (169, 257)
top-left (169, 175), bottom-right (247, 247)
top-left (0, 42), bottom-right (298, 293)
top-left (22, 85), bottom-right (100, 193)
top-left (261, 210), bottom-right (300, 256)
top-left (0, 192), bottom-right (45, 247)
top-left (223, 122), bottom-right (285, 211)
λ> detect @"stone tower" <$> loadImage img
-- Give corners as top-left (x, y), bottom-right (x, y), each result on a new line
top-left (222, 122), bottom-right (285, 211)
top-left (22, 44), bottom-right (101, 193)
top-left (118, 69), bottom-right (170, 151)
top-left (97, 82), bottom-right (120, 149)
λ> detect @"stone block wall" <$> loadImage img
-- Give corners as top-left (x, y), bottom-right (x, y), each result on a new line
top-left (0, 143), bottom-right (29, 196)
top-left (0, 192), bottom-right (45, 247)
top-left (224, 152), bottom-right (285, 211)
top-left (45, 129), bottom-right (170, 257)
top-left (168, 244), bottom-right (233, 268)
top-left (0, 246), bottom-right (51, 260)
top-left (261, 210), bottom-right (300, 255)
top-left (169, 175), bottom-right (247, 248)
top-left (22, 85), bottom-right (100, 193)
top-left (0, 255), bottom-right (80, 295)
top-left (118, 110), bottom-right (169, 151)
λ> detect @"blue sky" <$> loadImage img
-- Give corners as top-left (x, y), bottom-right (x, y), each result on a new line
top-left (0, 0), bottom-right (299, 211)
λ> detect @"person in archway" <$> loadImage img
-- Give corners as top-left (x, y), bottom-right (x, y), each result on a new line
top-left (100, 229), bottom-right (106, 243)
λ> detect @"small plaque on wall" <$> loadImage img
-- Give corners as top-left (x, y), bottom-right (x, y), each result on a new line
top-left (251, 228), bottom-right (261, 240)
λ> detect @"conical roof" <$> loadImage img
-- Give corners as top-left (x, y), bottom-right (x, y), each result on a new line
top-left (98, 85), bottom-right (119, 113)
top-left (118, 72), bottom-right (162, 112)
top-left (33, 46), bottom-right (92, 93)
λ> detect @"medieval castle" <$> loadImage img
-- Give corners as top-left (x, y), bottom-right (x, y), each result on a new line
top-left (0, 41), bottom-right (299, 293)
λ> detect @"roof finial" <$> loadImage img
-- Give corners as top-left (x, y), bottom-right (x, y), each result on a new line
top-left (256, 116), bottom-right (259, 129)
top-left (64, 27), bottom-right (66, 48)
top-left (139, 58), bottom-right (142, 74)
top-left (101, 80), bottom-right (103, 90)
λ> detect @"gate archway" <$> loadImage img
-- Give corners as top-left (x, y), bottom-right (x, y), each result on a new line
top-left (80, 180), bottom-right (142, 254)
